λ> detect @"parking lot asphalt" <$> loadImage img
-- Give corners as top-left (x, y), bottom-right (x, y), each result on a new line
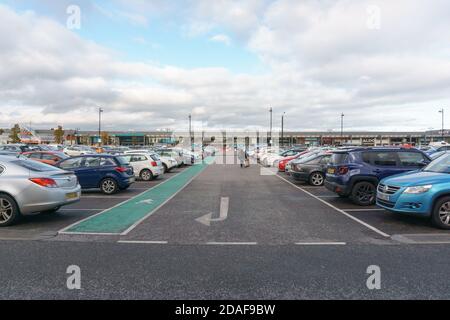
top-left (1, 151), bottom-right (450, 299)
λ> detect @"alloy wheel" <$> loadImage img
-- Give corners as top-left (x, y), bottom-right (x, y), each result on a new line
top-left (102, 179), bottom-right (117, 194)
top-left (438, 202), bottom-right (450, 225)
top-left (311, 173), bottom-right (324, 186)
top-left (141, 170), bottom-right (152, 181)
top-left (0, 198), bottom-right (13, 223)
top-left (355, 184), bottom-right (375, 203)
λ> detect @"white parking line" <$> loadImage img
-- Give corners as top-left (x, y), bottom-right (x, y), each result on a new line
top-left (343, 208), bottom-right (387, 212)
top-left (81, 196), bottom-right (131, 199)
top-left (59, 209), bottom-right (103, 211)
top-left (206, 242), bottom-right (258, 246)
top-left (295, 242), bottom-right (347, 246)
top-left (276, 174), bottom-right (391, 238)
top-left (118, 240), bottom-right (168, 244)
top-left (317, 195), bottom-right (340, 198)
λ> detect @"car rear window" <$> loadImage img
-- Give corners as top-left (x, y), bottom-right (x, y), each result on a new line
top-left (115, 156), bottom-right (130, 165)
top-left (330, 153), bottom-right (349, 165)
top-left (150, 154), bottom-right (160, 161)
top-left (12, 160), bottom-right (59, 172)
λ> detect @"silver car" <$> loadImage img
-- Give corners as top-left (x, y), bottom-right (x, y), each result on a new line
top-left (0, 155), bottom-right (81, 226)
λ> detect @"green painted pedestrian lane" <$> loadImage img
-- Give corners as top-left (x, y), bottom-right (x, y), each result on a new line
top-left (62, 158), bottom-right (215, 234)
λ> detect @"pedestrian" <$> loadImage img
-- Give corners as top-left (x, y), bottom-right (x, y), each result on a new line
top-left (238, 148), bottom-right (245, 168)
top-left (244, 149), bottom-right (250, 168)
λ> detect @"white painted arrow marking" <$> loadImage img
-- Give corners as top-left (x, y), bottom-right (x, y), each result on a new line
top-left (196, 197), bottom-right (229, 226)
top-left (137, 199), bottom-right (154, 205)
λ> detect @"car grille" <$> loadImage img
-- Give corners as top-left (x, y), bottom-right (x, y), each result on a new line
top-left (377, 198), bottom-right (396, 208)
top-left (378, 184), bottom-right (401, 195)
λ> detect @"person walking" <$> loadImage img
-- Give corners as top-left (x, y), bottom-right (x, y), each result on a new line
top-left (244, 149), bottom-right (250, 168)
top-left (238, 148), bottom-right (245, 168)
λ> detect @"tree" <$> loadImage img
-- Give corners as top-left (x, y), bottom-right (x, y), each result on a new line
top-left (9, 124), bottom-right (21, 143)
top-left (101, 131), bottom-right (110, 145)
top-left (54, 126), bottom-right (65, 144)
top-left (0, 129), bottom-right (4, 136)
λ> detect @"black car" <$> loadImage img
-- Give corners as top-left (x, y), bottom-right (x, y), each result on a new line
top-left (288, 153), bottom-right (332, 186)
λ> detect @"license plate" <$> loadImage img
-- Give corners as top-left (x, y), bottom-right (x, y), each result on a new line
top-left (66, 192), bottom-right (79, 200)
top-left (378, 193), bottom-right (390, 201)
top-left (327, 168), bottom-right (336, 174)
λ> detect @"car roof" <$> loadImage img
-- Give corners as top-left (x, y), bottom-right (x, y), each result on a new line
top-left (331, 147), bottom-right (423, 153)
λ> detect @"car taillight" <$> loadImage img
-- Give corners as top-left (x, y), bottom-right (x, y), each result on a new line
top-left (338, 166), bottom-right (349, 175)
top-left (29, 178), bottom-right (58, 188)
top-left (151, 161), bottom-right (158, 167)
top-left (115, 167), bottom-right (128, 173)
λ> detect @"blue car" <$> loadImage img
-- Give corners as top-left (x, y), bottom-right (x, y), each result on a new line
top-left (377, 153), bottom-right (450, 229)
top-left (56, 155), bottom-right (135, 194)
top-left (325, 147), bottom-right (431, 206)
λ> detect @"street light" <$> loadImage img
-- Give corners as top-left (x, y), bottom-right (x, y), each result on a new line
top-left (269, 107), bottom-right (273, 147)
top-left (340, 113), bottom-right (345, 145)
top-left (98, 107), bottom-right (103, 146)
top-left (189, 114), bottom-right (194, 152)
top-left (281, 112), bottom-right (286, 148)
top-left (439, 108), bottom-right (445, 142)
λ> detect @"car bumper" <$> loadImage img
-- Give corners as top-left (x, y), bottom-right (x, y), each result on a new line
top-left (291, 171), bottom-right (309, 181)
top-left (325, 180), bottom-right (350, 196)
top-left (19, 185), bottom-right (82, 215)
top-left (376, 192), bottom-right (432, 216)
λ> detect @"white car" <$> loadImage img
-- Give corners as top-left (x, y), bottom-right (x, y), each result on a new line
top-left (122, 153), bottom-right (164, 181)
top-left (173, 148), bottom-right (196, 166)
top-left (156, 149), bottom-right (183, 167)
top-left (63, 146), bottom-right (96, 156)
top-left (124, 150), bottom-right (176, 173)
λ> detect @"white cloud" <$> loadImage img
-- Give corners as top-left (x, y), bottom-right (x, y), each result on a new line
top-left (209, 34), bottom-right (232, 46)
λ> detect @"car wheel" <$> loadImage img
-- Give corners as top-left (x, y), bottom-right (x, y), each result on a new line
top-left (351, 181), bottom-right (376, 206)
top-left (163, 164), bottom-right (168, 173)
top-left (309, 172), bottom-right (325, 186)
top-left (432, 197), bottom-right (450, 230)
top-left (100, 178), bottom-right (119, 195)
top-left (0, 194), bottom-right (20, 227)
top-left (140, 169), bottom-right (154, 181)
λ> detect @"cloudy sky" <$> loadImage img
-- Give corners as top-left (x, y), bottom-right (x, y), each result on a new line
top-left (0, 0), bottom-right (449, 132)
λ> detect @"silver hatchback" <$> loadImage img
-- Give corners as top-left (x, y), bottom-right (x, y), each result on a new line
top-left (0, 155), bottom-right (81, 226)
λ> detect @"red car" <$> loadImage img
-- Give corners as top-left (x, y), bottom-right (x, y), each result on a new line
top-left (22, 151), bottom-right (69, 166)
top-left (278, 150), bottom-right (310, 172)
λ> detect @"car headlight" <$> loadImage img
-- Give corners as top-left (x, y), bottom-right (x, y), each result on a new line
top-left (404, 185), bottom-right (432, 194)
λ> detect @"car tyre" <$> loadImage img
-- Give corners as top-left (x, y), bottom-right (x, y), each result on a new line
top-left (0, 194), bottom-right (21, 227)
top-left (309, 172), bottom-right (325, 186)
top-left (432, 197), bottom-right (450, 230)
top-left (162, 164), bottom-right (168, 174)
top-left (140, 169), bottom-right (154, 181)
top-left (100, 178), bottom-right (119, 195)
top-left (351, 181), bottom-right (376, 206)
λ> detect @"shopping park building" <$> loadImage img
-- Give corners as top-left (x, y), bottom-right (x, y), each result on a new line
top-left (1, 127), bottom-right (449, 147)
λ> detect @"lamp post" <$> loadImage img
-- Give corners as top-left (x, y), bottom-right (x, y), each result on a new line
top-left (98, 107), bottom-right (103, 146)
top-left (269, 107), bottom-right (273, 147)
top-left (340, 113), bottom-right (345, 146)
top-left (281, 112), bottom-right (286, 148)
top-left (189, 114), bottom-right (194, 152)
top-left (439, 109), bottom-right (445, 142)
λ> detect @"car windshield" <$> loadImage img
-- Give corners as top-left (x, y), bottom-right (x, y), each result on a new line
top-left (423, 153), bottom-right (450, 173)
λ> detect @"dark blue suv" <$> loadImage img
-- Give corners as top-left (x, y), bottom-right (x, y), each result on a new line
top-left (56, 155), bottom-right (135, 194)
top-left (325, 148), bottom-right (431, 206)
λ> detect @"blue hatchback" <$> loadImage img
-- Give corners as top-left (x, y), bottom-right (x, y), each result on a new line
top-left (56, 155), bottom-right (135, 194)
top-left (325, 148), bottom-right (431, 206)
top-left (377, 153), bottom-right (450, 229)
